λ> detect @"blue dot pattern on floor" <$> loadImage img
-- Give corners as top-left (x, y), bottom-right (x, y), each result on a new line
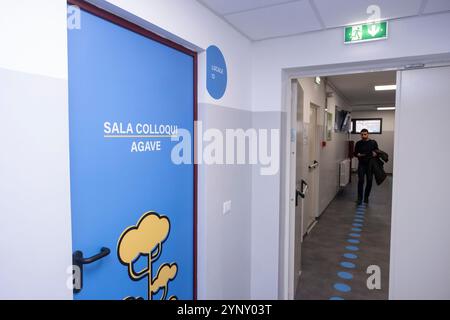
top-left (338, 271), bottom-right (354, 280)
top-left (331, 204), bottom-right (367, 300)
top-left (334, 283), bottom-right (352, 293)
top-left (340, 261), bottom-right (356, 269)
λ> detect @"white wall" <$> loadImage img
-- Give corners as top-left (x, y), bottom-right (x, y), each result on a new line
top-left (298, 77), bottom-right (326, 219)
top-left (0, 0), bottom-right (72, 299)
top-left (390, 67), bottom-right (450, 299)
top-left (351, 110), bottom-right (395, 174)
top-left (253, 77), bottom-right (352, 299)
top-left (0, 0), bottom-right (68, 79)
top-left (294, 78), bottom-right (351, 215)
top-left (319, 86), bottom-right (351, 213)
top-left (252, 12), bottom-right (450, 112)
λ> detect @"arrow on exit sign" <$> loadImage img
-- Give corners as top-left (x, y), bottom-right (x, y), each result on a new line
top-left (345, 21), bottom-right (388, 44)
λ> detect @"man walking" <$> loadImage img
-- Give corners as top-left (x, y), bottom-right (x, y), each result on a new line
top-left (354, 129), bottom-right (378, 205)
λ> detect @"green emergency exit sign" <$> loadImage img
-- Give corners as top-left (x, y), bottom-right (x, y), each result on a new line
top-left (345, 21), bottom-right (388, 44)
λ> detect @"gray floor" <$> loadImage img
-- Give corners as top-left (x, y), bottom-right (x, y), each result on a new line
top-left (295, 174), bottom-right (392, 300)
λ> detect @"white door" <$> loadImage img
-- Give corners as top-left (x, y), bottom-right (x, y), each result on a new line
top-left (390, 66), bottom-right (450, 299)
top-left (303, 104), bottom-right (319, 235)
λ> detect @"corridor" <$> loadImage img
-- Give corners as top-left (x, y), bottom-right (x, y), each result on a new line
top-left (296, 174), bottom-right (392, 300)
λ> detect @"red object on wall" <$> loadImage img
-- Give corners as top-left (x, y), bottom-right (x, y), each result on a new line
top-left (322, 141), bottom-right (327, 147)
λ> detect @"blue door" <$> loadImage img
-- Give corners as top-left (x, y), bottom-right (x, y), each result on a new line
top-left (68, 5), bottom-right (195, 300)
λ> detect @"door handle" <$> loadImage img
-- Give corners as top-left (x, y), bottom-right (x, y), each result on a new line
top-left (74, 247), bottom-right (110, 265)
top-left (72, 247), bottom-right (110, 294)
top-left (295, 190), bottom-right (302, 207)
top-left (308, 160), bottom-right (319, 169)
top-left (296, 180), bottom-right (308, 207)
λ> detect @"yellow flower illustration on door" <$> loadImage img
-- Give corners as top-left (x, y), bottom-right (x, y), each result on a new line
top-left (118, 212), bottom-right (178, 300)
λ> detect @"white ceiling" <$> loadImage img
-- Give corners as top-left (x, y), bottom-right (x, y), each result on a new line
top-left (327, 71), bottom-right (397, 110)
top-left (197, 0), bottom-right (450, 41)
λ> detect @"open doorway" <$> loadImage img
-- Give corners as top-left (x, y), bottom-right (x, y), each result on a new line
top-left (291, 70), bottom-right (397, 300)
top-left (282, 61), bottom-right (450, 300)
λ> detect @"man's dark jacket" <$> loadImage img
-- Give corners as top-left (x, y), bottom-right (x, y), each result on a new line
top-left (370, 150), bottom-right (389, 185)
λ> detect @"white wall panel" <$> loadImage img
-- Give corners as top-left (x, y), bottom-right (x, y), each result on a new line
top-left (390, 66), bottom-right (450, 299)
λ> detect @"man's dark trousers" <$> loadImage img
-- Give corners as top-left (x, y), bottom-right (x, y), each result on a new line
top-left (358, 162), bottom-right (373, 202)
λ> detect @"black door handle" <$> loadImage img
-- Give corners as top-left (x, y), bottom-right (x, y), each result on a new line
top-left (309, 160), bottom-right (319, 169)
top-left (295, 190), bottom-right (303, 207)
top-left (296, 180), bottom-right (308, 207)
top-left (74, 247), bottom-right (110, 265)
top-left (73, 247), bottom-right (110, 294)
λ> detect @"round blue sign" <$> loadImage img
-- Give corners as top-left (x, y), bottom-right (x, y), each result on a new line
top-left (206, 45), bottom-right (227, 100)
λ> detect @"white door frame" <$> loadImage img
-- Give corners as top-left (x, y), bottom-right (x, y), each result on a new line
top-left (308, 102), bottom-right (321, 223)
top-left (290, 80), bottom-right (304, 297)
top-left (280, 53), bottom-right (450, 300)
